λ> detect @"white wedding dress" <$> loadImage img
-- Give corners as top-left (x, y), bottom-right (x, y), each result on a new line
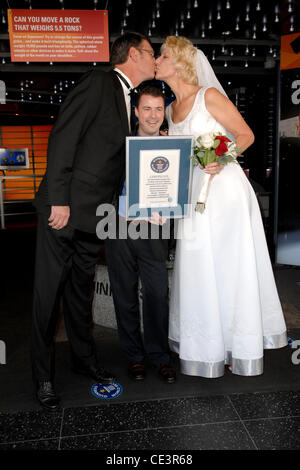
top-left (167, 86), bottom-right (287, 377)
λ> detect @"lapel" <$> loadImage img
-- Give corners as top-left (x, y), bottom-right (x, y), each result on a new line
top-left (109, 70), bottom-right (130, 136)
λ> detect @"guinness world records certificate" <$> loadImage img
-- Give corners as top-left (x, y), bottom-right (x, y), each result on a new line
top-left (126, 136), bottom-right (193, 220)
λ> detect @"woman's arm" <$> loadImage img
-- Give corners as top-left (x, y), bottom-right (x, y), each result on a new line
top-left (203, 87), bottom-right (254, 175)
top-left (205, 87), bottom-right (254, 153)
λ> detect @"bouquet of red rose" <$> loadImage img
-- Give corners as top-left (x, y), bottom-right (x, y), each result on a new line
top-left (190, 132), bottom-right (241, 213)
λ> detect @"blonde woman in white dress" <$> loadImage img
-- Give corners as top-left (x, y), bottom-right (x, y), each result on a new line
top-left (155, 36), bottom-right (287, 378)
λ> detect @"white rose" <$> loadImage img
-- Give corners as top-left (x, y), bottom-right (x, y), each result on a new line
top-left (198, 133), bottom-right (215, 149)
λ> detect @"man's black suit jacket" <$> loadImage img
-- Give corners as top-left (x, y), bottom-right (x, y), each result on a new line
top-left (35, 69), bottom-right (128, 233)
top-left (35, 69), bottom-right (169, 261)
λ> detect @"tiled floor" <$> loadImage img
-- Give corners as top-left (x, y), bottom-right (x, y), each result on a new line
top-left (1, 391), bottom-right (300, 450)
top-left (1, 228), bottom-right (300, 451)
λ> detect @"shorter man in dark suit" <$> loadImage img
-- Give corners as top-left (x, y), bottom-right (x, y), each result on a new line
top-left (104, 86), bottom-right (176, 383)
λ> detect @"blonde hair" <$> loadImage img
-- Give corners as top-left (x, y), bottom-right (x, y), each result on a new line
top-left (162, 36), bottom-right (198, 85)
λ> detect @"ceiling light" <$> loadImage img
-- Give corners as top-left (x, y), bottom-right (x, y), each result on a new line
top-left (245, 2), bottom-right (250, 21)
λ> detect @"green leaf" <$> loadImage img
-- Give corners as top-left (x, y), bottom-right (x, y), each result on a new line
top-left (216, 155), bottom-right (236, 165)
top-left (207, 151), bottom-right (216, 164)
top-left (217, 156), bottom-right (228, 165)
top-left (190, 155), bottom-right (199, 166)
top-left (202, 149), bottom-right (209, 167)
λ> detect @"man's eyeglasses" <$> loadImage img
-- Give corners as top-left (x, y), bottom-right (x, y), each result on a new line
top-left (137, 48), bottom-right (155, 58)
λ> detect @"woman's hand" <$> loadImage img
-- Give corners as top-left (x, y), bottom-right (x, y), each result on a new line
top-left (199, 162), bottom-right (223, 176)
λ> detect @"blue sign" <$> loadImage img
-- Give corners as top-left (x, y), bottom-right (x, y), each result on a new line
top-left (91, 382), bottom-right (123, 399)
top-left (288, 336), bottom-right (296, 348)
top-left (0, 148), bottom-right (29, 169)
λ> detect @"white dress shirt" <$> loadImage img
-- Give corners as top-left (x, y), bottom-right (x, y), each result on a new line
top-left (113, 67), bottom-right (134, 131)
top-left (113, 68), bottom-right (135, 217)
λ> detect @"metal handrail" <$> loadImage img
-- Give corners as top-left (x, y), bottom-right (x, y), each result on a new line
top-left (0, 173), bottom-right (41, 229)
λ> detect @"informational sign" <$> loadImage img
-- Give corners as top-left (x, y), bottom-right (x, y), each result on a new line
top-left (8, 9), bottom-right (109, 62)
top-left (276, 32), bottom-right (300, 265)
top-left (280, 32), bottom-right (300, 71)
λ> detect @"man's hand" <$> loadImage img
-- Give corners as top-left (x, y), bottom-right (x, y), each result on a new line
top-left (48, 206), bottom-right (70, 230)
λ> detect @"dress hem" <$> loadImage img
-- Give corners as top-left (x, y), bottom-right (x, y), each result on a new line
top-left (169, 331), bottom-right (288, 378)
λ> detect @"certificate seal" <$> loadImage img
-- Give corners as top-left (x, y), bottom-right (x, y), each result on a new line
top-left (151, 156), bottom-right (169, 173)
top-left (91, 382), bottom-right (123, 399)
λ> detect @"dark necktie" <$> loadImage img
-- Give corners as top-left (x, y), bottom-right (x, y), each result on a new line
top-left (114, 70), bottom-right (137, 135)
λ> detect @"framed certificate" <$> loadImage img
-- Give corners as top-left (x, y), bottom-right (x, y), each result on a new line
top-left (126, 136), bottom-right (193, 220)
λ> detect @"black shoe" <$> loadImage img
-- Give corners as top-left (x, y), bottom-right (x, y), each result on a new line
top-left (158, 362), bottom-right (176, 383)
top-left (36, 381), bottom-right (61, 412)
top-left (72, 363), bottom-right (116, 383)
top-left (128, 361), bottom-right (146, 381)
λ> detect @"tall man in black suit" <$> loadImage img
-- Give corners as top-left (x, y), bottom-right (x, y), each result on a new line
top-left (104, 86), bottom-right (176, 384)
top-left (31, 32), bottom-right (156, 411)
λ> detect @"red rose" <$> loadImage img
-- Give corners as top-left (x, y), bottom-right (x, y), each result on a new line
top-left (214, 136), bottom-right (231, 156)
top-left (215, 141), bottom-right (228, 156)
top-left (215, 135), bottom-right (231, 143)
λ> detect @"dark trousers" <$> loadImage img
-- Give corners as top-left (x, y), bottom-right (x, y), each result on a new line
top-left (105, 235), bottom-right (170, 365)
top-left (31, 212), bottom-right (101, 382)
